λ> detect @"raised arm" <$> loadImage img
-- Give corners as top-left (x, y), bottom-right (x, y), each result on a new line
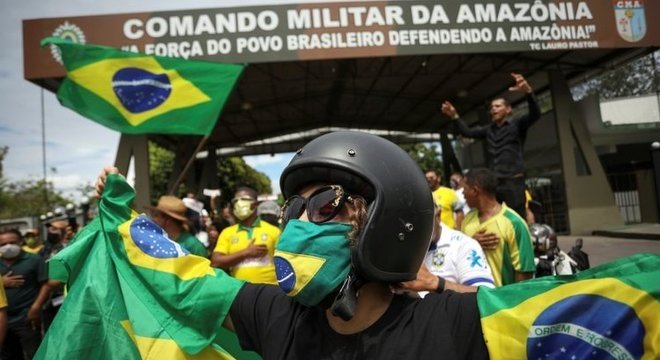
top-left (95, 166), bottom-right (121, 198)
top-left (509, 73), bottom-right (540, 130)
top-left (442, 101), bottom-right (488, 138)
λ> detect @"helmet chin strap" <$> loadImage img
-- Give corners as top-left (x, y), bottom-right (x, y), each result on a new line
top-left (329, 271), bottom-right (364, 321)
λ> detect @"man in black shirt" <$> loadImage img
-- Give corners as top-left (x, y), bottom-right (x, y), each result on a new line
top-left (441, 73), bottom-right (540, 219)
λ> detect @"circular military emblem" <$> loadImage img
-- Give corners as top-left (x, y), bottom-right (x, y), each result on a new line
top-left (50, 21), bottom-right (86, 64)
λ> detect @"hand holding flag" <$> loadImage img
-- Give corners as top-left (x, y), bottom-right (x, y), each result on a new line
top-left (37, 172), bottom-right (247, 359)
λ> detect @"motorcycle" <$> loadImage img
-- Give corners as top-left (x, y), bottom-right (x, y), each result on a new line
top-left (529, 223), bottom-right (589, 277)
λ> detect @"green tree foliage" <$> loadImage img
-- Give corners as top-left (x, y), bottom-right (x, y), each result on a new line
top-left (0, 179), bottom-right (73, 218)
top-left (401, 143), bottom-right (444, 175)
top-left (149, 141), bottom-right (176, 204)
top-left (572, 51), bottom-right (660, 101)
top-left (0, 146), bottom-right (74, 219)
top-left (149, 142), bottom-right (272, 206)
top-left (215, 157), bottom-right (272, 204)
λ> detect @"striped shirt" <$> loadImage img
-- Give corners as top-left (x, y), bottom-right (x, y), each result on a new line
top-left (461, 204), bottom-right (535, 286)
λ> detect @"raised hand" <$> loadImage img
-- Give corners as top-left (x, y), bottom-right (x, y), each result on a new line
top-left (509, 73), bottom-right (532, 93)
top-left (441, 101), bottom-right (459, 119)
top-left (95, 166), bottom-right (120, 198)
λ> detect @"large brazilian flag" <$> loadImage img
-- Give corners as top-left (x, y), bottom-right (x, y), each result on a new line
top-left (36, 174), bottom-right (253, 359)
top-left (41, 37), bottom-right (243, 135)
top-left (478, 253), bottom-right (659, 360)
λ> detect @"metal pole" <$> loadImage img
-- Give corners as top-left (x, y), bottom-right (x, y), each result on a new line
top-left (167, 136), bottom-right (210, 195)
top-left (41, 88), bottom-right (49, 208)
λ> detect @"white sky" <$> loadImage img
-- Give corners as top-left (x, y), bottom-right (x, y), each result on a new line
top-left (0, 0), bottom-right (355, 203)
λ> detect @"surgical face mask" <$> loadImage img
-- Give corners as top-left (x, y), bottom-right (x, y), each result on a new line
top-left (0, 244), bottom-right (21, 259)
top-left (232, 199), bottom-right (255, 221)
top-left (273, 219), bottom-right (352, 307)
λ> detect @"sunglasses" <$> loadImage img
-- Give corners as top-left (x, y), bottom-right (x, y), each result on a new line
top-left (280, 185), bottom-right (350, 228)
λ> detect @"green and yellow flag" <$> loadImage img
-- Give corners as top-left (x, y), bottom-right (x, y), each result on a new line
top-left (478, 253), bottom-right (659, 360)
top-left (41, 37), bottom-right (243, 135)
top-left (36, 174), bottom-right (250, 359)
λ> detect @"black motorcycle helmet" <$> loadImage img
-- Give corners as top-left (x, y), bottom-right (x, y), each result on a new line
top-left (280, 131), bottom-right (435, 283)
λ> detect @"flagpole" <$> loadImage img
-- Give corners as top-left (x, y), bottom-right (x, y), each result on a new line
top-left (167, 135), bottom-right (210, 195)
top-left (41, 87), bottom-right (49, 208)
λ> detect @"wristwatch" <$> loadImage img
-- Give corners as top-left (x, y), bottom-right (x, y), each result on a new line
top-left (435, 276), bottom-right (446, 293)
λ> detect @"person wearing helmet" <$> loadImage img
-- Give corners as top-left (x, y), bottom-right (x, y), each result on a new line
top-left (95, 132), bottom-right (488, 359)
top-left (226, 131), bottom-right (487, 359)
top-left (530, 223), bottom-right (577, 277)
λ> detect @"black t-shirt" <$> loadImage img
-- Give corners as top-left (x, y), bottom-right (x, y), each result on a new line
top-left (230, 284), bottom-right (488, 360)
top-left (455, 93), bottom-right (540, 178)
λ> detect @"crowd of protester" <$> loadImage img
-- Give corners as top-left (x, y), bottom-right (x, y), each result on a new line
top-left (0, 73), bottom-right (586, 359)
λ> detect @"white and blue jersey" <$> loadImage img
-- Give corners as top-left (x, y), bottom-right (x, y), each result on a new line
top-left (424, 224), bottom-right (495, 289)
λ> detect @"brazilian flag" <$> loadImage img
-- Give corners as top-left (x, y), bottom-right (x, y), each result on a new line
top-left (36, 174), bottom-right (259, 359)
top-left (478, 253), bottom-right (659, 359)
top-left (41, 37), bottom-right (243, 135)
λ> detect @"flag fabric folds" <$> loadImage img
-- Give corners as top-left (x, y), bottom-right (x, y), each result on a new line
top-left (478, 253), bottom-right (659, 360)
top-left (36, 174), bottom-right (246, 359)
top-left (41, 37), bottom-right (243, 135)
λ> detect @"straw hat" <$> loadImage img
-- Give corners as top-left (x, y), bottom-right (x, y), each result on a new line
top-left (144, 195), bottom-right (188, 222)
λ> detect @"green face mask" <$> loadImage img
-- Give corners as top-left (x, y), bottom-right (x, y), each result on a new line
top-left (24, 236), bottom-right (37, 247)
top-left (274, 219), bottom-right (352, 307)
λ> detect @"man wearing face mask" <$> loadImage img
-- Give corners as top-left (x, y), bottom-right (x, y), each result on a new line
top-left (0, 229), bottom-right (51, 359)
top-left (39, 220), bottom-right (69, 261)
top-left (21, 229), bottom-right (43, 255)
top-left (211, 187), bottom-right (281, 285)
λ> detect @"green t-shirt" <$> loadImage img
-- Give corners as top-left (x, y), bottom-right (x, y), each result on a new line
top-left (0, 251), bottom-right (47, 323)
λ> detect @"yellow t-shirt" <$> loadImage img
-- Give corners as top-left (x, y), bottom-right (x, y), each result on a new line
top-left (525, 190), bottom-right (532, 209)
top-left (214, 218), bottom-right (281, 285)
top-left (22, 244), bottom-right (44, 254)
top-left (432, 186), bottom-right (463, 229)
top-left (461, 204), bottom-right (535, 287)
top-left (0, 281), bottom-right (7, 308)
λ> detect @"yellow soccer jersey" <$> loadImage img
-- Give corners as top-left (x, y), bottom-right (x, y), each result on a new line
top-left (432, 186), bottom-right (464, 229)
top-left (461, 204), bottom-right (535, 287)
top-left (214, 218), bottom-right (281, 285)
